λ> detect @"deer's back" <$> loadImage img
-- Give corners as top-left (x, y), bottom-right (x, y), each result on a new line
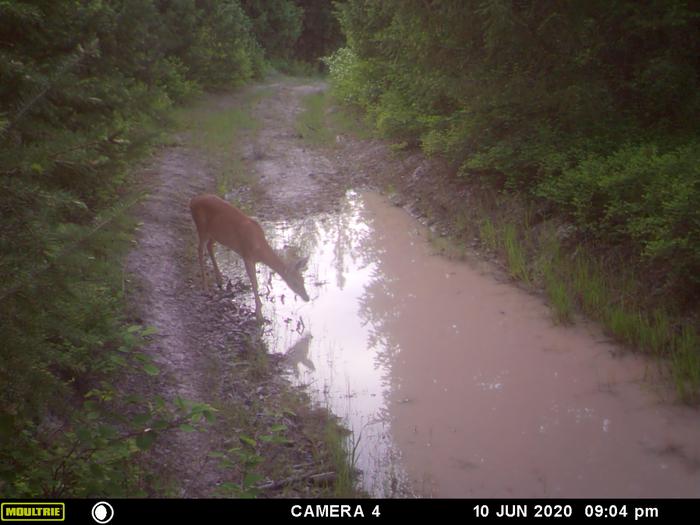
top-left (190, 194), bottom-right (268, 259)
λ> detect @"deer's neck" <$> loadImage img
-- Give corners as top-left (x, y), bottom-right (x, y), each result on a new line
top-left (256, 245), bottom-right (289, 278)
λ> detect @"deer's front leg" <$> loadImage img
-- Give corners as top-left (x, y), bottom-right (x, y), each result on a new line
top-left (198, 238), bottom-right (208, 289)
top-left (244, 259), bottom-right (263, 320)
top-left (207, 239), bottom-right (224, 288)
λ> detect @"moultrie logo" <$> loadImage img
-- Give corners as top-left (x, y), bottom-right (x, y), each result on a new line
top-left (1, 502), bottom-right (65, 522)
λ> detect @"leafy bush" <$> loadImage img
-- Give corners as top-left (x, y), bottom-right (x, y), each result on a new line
top-left (328, 0), bottom-right (700, 299)
top-left (324, 47), bottom-right (380, 108)
top-left (538, 142), bottom-right (700, 294)
top-left (242, 0), bottom-right (303, 60)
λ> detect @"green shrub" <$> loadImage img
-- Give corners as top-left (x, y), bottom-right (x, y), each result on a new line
top-left (537, 142), bottom-right (700, 295)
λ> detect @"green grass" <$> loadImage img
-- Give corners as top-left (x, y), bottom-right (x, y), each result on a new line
top-left (536, 232), bottom-right (698, 401)
top-left (469, 195), bottom-right (699, 401)
top-left (296, 90), bottom-right (335, 147)
top-left (267, 59), bottom-right (325, 78)
top-left (171, 88), bottom-right (270, 194)
top-left (384, 182), bottom-right (397, 196)
top-left (324, 423), bottom-right (359, 497)
top-left (572, 254), bottom-right (607, 317)
top-left (325, 94), bottom-right (374, 141)
top-left (534, 226), bottom-right (573, 324)
top-left (202, 331), bottom-right (361, 498)
top-left (295, 87), bottom-right (379, 150)
top-left (428, 232), bottom-right (468, 260)
top-left (544, 269), bottom-right (574, 324)
top-left (479, 218), bottom-right (499, 252)
top-left (672, 327), bottom-right (700, 402)
top-left (503, 224), bottom-right (531, 285)
top-left (452, 209), bottom-right (471, 236)
top-left (606, 306), bottom-right (640, 347)
top-left (645, 311), bottom-right (673, 357)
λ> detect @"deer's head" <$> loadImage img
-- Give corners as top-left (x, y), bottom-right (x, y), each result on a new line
top-left (280, 256), bottom-right (310, 302)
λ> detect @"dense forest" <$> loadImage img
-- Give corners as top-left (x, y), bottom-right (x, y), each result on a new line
top-left (0, 0), bottom-right (340, 497)
top-left (1, 0), bottom-right (699, 497)
top-left (326, 0), bottom-right (699, 304)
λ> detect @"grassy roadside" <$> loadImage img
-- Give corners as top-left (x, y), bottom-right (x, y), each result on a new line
top-left (463, 201), bottom-right (699, 403)
top-left (196, 337), bottom-right (358, 497)
top-left (308, 87), bottom-right (700, 404)
top-left (296, 90), bottom-right (335, 147)
top-left (466, 191), bottom-right (700, 402)
top-left (167, 86), bottom-right (360, 497)
top-left (170, 88), bottom-right (270, 199)
top-left (296, 88), bottom-right (372, 148)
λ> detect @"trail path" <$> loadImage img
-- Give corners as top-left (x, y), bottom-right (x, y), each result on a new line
top-left (125, 79), bottom-right (345, 496)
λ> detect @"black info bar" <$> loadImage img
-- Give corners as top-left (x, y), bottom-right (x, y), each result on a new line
top-left (0, 499), bottom-right (695, 524)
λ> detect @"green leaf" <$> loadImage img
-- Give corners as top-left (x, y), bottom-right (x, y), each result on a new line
top-left (154, 397), bottom-right (166, 410)
top-left (239, 435), bottom-right (257, 448)
top-left (109, 354), bottom-right (127, 366)
top-left (243, 472), bottom-right (263, 487)
top-left (99, 425), bottom-right (117, 439)
top-left (179, 424), bottom-right (196, 433)
top-left (143, 363), bottom-right (160, 376)
top-left (133, 413), bottom-right (150, 426)
top-left (0, 414), bottom-right (15, 439)
top-left (141, 325), bottom-right (158, 336)
top-left (76, 427), bottom-right (92, 442)
top-left (136, 431), bottom-right (156, 450)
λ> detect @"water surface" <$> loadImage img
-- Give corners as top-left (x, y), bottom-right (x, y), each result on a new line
top-left (219, 190), bottom-right (700, 497)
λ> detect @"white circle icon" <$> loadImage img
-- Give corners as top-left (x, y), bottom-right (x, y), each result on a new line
top-left (91, 502), bottom-right (114, 524)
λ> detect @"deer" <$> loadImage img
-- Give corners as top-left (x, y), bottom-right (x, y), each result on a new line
top-left (189, 194), bottom-right (309, 319)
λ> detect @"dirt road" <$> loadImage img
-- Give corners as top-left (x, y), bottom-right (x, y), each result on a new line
top-left (124, 79), bottom-right (351, 497)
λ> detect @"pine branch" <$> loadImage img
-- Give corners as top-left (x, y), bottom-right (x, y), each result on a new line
top-left (0, 191), bottom-right (143, 302)
top-left (0, 39), bottom-right (98, 139)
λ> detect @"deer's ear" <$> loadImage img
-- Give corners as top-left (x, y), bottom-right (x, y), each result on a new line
top-left (295, 256), bottom-right (309, 272)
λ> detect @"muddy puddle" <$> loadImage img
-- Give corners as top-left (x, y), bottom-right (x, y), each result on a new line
top-left (217, 190), bottom-right (700, 497)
